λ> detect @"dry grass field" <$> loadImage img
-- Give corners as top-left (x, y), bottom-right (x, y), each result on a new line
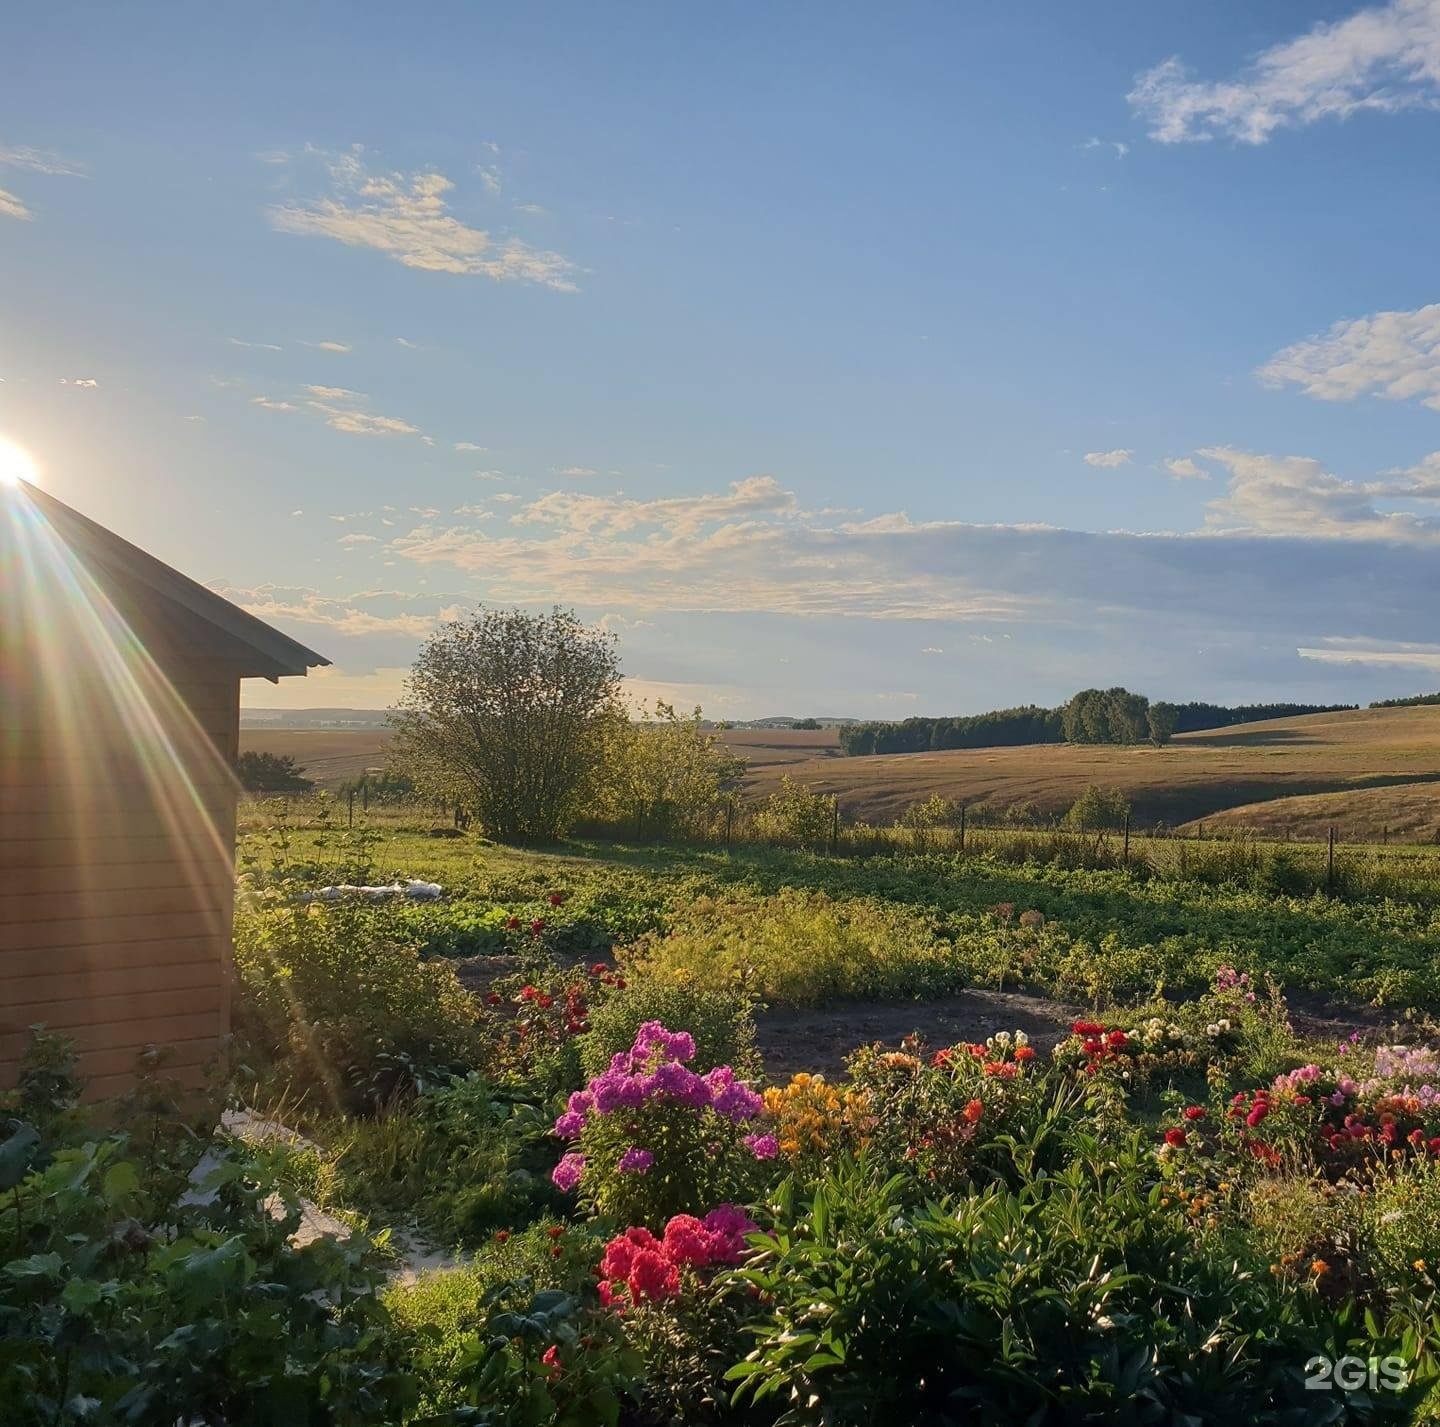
top-left (241, 706), bottom-right (1440, 836)
top-left (741, 706), bottom-right (1440, 831)
top-left (238, 723), bottom-right (842, 791)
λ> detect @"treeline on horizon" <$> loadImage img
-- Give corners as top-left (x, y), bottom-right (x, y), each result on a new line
top-left (837, 689), bottom-right (1358, 756)
top-left (1370, 691), bottom-right (1440, 709)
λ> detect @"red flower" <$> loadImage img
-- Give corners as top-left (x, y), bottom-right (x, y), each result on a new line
top-left (1245, 1103), bottom-right (1269, 1128)
top-left (548, 892), bottom-right (565, 906)
top-left (614, 976), bottom-right (627, 990)
top-left (590, 962), bottom-right (608, 976)
top-left (494, 1230), bottom-right (510, 1243)
top-left (627, 1248), bottom-right (681, 1302)
top-left (1106, 1030), bottom-right (1128, 1049)
top-left (506, 915), bottom-right (522, 930)
top-left (1429, 1138), bottom-right (1440, 1156)
top-left (520, 985), bottom-right (538, 1001)
top-left (1182, 1105), bottom-right (1206, 1121)
top-left (485, 992), bottom-right (502, 1005)
top-left (930, 1049), bottom-right (954, 1068)
top-left (542, 1344), bottom-right (561, 1379)
top-left (963, 1098), bottom-right (984, 1124)
top-left (531, 918), bottom-right (546, 934)
top-left (1163, 1128), bottom-right (1187, 1148)
top-left (538, 993), bottom-right (554, 1009)
top-left (1014, 1045), bottom-right (1036, 1062)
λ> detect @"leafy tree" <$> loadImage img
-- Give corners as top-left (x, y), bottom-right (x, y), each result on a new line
top-left (1062, 783), bottom-right (1130, 831)
top-left (390, 606), bottom-right (621, 842)
top-left (234, 751), bottom-right (314, 792)
top-left (597, 701), bottom-right (748, 836)
top-left (752, 775), bottom-right (835, 848)
top-left (1146, 701), bottom-right (1178, 747)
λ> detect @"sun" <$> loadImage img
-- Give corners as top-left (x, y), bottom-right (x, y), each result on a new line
top-left (0, 436), bottom-right (40, 488)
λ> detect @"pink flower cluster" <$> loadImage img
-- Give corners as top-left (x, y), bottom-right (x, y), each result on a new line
top-left (597, 1204), bottom-right (759, 1308)
top-left (550, 1021), bottom-right (767, 1192)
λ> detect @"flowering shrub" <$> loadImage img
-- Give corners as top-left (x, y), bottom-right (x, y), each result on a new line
top-left (596, 1205), bottom-right (759, 1310)
top-left (844, 1032), bottom-right (1075, 1192)
top-left (482, 963), bottom-right (613, 1094)
top-left (762, 1072), bottom-right (876, 1164)
top-left (552, 1021), bottom-right (773, 1224)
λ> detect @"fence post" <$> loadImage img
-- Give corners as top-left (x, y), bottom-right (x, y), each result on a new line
top-left (363, 781), bottom-right (369, 813)
top-left (1383, 824), bottom-right (1389, 846)
top-left (348, 789), bottom-right (355, 828)
top-left (1326, 824), bottom-right (1336, 893)
top-left (724, 800), bottom-right (733, 848)
top-left (1123, 812), bottom-right (1130, 866)
top-left (829, 797), bottom-right (839, 855)
top-left (958, 804), bottom-right (966, 853)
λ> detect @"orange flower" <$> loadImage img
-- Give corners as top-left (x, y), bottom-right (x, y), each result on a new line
top-left (963, 1098), bottom-right (984, 1124)
top-left (1014, 1045), bottom-right (1036, 1062)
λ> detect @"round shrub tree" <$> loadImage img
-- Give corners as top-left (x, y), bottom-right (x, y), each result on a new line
top-left (391, 606), bottom-right (622, 842)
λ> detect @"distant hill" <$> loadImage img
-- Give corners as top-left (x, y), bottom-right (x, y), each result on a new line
top-left (240, 708), bottom-right (393, 730)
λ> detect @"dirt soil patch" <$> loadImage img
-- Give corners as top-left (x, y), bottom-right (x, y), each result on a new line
top-left (754, 988), bottom-right (1088, 1081)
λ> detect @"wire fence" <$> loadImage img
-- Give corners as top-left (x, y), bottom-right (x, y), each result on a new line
top-left (237, 791), bottom-right (1440, 902)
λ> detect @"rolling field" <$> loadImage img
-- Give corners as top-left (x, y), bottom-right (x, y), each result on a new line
top-left (239, 723), bottom-right (841, 789)
top-left (242, 705), bottom-right (1440, 837)
top-left (742, 705), bottom-right (1440, 831)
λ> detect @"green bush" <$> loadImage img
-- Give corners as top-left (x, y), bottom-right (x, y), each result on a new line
top-left (0, 1047), bottom-right (414, 1426)
top-left (728, 1151), bottom-right (1430, 1424)
top-left (627, 888), bottom-right (959, 1006)
top-left (232, 900), bottom-right (481, 1112)
top-left (580, 982), bottom-right (759, 1079)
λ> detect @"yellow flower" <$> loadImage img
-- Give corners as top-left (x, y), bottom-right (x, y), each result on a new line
top-left (1415, 1259), bottom-right (1428, 1273)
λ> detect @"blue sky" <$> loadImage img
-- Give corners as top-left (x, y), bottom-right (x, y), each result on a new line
top-left (7, 0), bottom-right (1440, 717)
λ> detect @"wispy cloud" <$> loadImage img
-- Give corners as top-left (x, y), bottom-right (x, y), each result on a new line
top-left (1259, 302), bottom-right (1440, 411)
top-left (1299, 637), bottom-right (1440, 671)
top-left (248, 381), bottom-right (427, 439)
top-left (267, 148), bottom-right (581, 290)
top-left (0, 142), bottom-right (86, 177)
top-left (0, 188), bottom-right (32, 221)
top-left (229, 337), bottom-right (283, 351)
top-left (209, 582), bottom-right (462, 637)
top-left (1084, 449), bottom-right (1133, 468)
top-left (302, 339), bottom-right (352, 353)
top-left (1163, 457), bottom-right (1208, 480)
top-left (454, 441), bottom-right (487, 452)
top-left (338, 532), bottom-right (379, 545)
top-left (1131, 0), bottom-right (1440, 145)
top-left (1080, 136), bottom-right (1129, 157)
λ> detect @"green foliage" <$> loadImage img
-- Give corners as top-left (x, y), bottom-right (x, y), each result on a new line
top-left (390, 605), bottom-right (622, 843)
top-left (1062, 686), bottom-right (1150, 745)
top-left (0, 1058), bottom-right (414, 1426)
top-left (1062, 782), bottom-right (1131, 831)
top-left (727, 1151), bottom-right (1428, 1424)
top-left (750, 776), bottom-right (835, 849)
top-left (580, 983), bottom-right (759, 1080)
top-left (232, 900), bottom-right (482, 1112)
top-left (595, 701), bottom-right (748, 839)
top-left (1147, 699), bottom-right (1178, 747)
top-left (628, 888), bottom-right (958, 1006)
top-left (235, 749), bottom-right (315, 792)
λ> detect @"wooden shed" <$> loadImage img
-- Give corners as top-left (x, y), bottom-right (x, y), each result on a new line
top-left (1, 482), bottom-right (327, 1098)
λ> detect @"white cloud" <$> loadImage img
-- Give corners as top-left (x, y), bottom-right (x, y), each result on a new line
top-left (1131, 0), bottom-right (1440, 145)
top-left (920, 646), bottom-right (945, 654)
top-left (1163, 457), bottom-right (1208, 480)
top-left (1081, 137), bottom-right (1129, 157)
top-left (514, 201), bottom-right (547, 215)
top-left (210, 583), bottom-right (462, 639)
top-left (268, 149), bottom-right (580, 290)
top-left (318, 407), bottom-right (421, 437)
top-left (396, 337), bottom-right (419, 349)
top-left (1259, 302), bottom-right (1440, 410)
top-left (454, 441), bottom-right (487, 452)
top-left (1299, 638), bottom-right (1440, 671)
top-left (229, 337), bottom-right (283, 351)
top-left (478, 165), bottom-right (501, 195)
top-left (338, 532), bottom-right (379, 545)
top-left (251, 395), bottom-right (298, 412)
top-left (0, 142), bottom-right (85, 176)
top-left (60, 378), bottom-right (98, 389)
top-left (303, 384), bottom-right (361, 401)
top-left (302, 339), bottom-right (352, 353)
top-left (0, 186), bottom-right (32, 220)
top-left (555, 465), bottom-right (599, 478)
top-left (1198, 445), bottom-right (1440, 542)
top-left (1084, 449), bottom-right (1133, 468)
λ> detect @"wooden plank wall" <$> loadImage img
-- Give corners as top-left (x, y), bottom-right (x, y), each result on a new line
top-left (1, 644), bottom-right (241, 1101)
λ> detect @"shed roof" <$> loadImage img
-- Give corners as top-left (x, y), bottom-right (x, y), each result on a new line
top-left (9, 481), bottom-right (329, 680)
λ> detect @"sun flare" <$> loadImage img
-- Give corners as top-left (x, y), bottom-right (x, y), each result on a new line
top-left (0, 436), bottom-right (40, 488)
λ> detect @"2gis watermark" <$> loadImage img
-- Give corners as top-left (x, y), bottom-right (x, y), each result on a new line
top-left (1304, 1354), bottom-right (1410, 1393)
